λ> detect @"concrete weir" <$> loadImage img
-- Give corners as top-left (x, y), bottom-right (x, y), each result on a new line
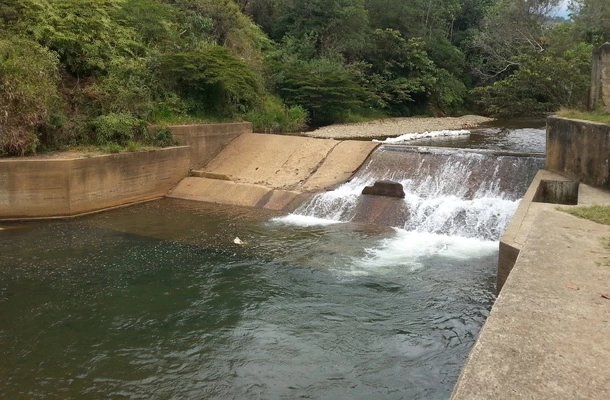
top-left (453, 117), bottom-right (610, 399)
top-left (167, 133), bottom-right (379, 210)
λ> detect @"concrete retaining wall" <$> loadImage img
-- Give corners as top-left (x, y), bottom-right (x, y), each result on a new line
top-left (546, 116), bottom-right (610, 190)
top-left (169, 122), bottom-right (251, 169)
top-left (590, 43), bottom-right (610, 111)
top-left (0, 147), bottom-right (190, 219)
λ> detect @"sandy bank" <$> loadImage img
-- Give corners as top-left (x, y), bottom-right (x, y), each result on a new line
top-left (302, 115), bottom-right (493, 139)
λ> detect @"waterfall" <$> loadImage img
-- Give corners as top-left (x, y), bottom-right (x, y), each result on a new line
top-left (288, 146), bottom-right (544, 241)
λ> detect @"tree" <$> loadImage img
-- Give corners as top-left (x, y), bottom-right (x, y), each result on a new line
top-left (272, 0), bottom-right (369, 59)
top-left (474, 37), bottom-right (592, 116)
top-left (19, 0), bottom-right (142, 76)
top-left (470, 0), bottom-right (562, 80)
top-left (570, 0), bottom-right (610, 44)
top-left (157, 45), bottom-right (262, 117)
top-left (276, 59), bottom-right (368, 125)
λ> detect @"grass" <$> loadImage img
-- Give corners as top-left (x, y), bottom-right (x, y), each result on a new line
top-left (556, 108), bottom-right (610, 124)
top-left (335, 109), bottom-right (390, 124)
top-left (559, 205), bottom-right (610, 225)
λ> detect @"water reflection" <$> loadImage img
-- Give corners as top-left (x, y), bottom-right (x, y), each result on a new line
top-left (0, 200), bottom-right (496, 399)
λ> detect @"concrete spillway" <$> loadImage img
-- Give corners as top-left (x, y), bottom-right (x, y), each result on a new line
top-left (290, 145), bottom-right (544, 240)
top-left (169, 133), bottom-right (544, 238)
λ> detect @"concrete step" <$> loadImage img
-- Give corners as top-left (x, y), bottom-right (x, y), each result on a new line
top-left (167, 177), bottom-right (304, 211)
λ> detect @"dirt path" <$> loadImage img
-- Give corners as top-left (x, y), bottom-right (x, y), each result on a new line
top-left (301, 115), bottom-right (494, 139)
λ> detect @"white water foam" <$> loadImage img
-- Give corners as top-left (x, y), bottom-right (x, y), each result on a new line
top-left (373, 129), bottom-right (470, 144)
top-left (350, 229), bottom-right (498, 273)
top-left (270, 214), bottom-right (344, 227)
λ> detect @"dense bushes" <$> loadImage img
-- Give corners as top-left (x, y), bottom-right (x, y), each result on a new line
top-left (158, 46), bottom-right (262, 117)
top-left (0, 0), bottom-right (603, 156)
top-left (246, 96), bottom-right (308, 133)
top-left (276, 59), bottom-right (367, 125)
top-left (0, 37), bottom-right (59, 155)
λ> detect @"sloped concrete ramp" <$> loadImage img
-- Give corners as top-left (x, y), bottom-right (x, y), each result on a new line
top-left (168, 133), bottom-right (378, 210)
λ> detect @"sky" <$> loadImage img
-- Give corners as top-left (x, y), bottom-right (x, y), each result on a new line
top-left (555, 0), bottom-right (571, 18)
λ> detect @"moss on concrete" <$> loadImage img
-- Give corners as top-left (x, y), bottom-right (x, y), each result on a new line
top-left (556, 109), bottom-right (610, 124)
top-left (560, 205), bottom-right (610, 225)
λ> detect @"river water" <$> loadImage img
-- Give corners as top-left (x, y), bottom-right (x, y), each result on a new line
top-left (0, 124), bottom-right (546, 399)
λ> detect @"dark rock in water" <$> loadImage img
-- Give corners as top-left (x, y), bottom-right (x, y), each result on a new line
top-left (362, 180), bottom-right (405, 198)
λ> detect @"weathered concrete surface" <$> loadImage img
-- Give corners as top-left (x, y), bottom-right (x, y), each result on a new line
top-left (169, 122), bottom-right (251, 169)
top-left (0, 147), bottom-right (190, 219)
top-left (590, 43), bottom-right (610, 111)
top-left (452, 209), bottom-right (610, 400)
top-left (167, 177), bottom-right (304, 211)
top-left (546, 117), bottom-right (610, 190)
top-left (199, 133), bottom-right (338, 190)
top-left (498, 169), bottom-right (609, 291)
top-left (299, 140), bottom-right (379, 192)
top-left (171, 133), bottom-right (377, 208)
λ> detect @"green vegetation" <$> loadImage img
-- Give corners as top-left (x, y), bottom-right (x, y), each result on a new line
top-left (556, 109), bottom-right (610, 124)
top-left (560, 205), bottom-right (610, 225)
top-left (1, 0), bottom-right (608, 155)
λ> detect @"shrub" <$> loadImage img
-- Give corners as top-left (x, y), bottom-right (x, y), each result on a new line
top-left (0, 36), bottom-right (59, 156)
top-left (92, 57), bottom-right (156, 119)
top-left (102, 143), bottom-right (123, 153)
top-left (149, 125), bottom-right (177, 147)
top-left (23, 0), bottom-right (142, 76)
top-left (90, 113), bottom-right (145, 145)
top-left (246, 96), bottom-right (308, 133)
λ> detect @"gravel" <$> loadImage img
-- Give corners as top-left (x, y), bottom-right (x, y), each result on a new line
top-left (301, 115), bottom-right (494, 139)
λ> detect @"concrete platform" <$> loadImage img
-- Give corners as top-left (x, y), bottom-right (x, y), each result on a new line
top-left (452, 208), bottom-right (610, 399)
top-left (453, 167), bottom-right (610, 399)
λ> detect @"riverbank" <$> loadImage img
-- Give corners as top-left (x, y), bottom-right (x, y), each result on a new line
top-left (302, 115), bottom-right (494, 139)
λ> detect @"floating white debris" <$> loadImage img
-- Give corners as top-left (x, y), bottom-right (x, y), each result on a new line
top-left (233, 237), bottom-right (244, 245)
top-left (373, 129), bottom-right (470, 144)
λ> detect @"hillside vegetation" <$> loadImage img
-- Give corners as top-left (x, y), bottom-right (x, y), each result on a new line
top-left (0, 0), bottom-right (608, 155)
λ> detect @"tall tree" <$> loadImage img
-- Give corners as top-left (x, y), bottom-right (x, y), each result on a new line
top-left (470, 0), bottom-right (562, 80)
top-left (570, 0), bottom-right (610, 43)
top-left (272, 0), bottom-right (369, 59)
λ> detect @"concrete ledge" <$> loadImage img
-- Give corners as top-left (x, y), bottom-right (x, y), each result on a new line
top-left (167, 177), bottom-right (303, 211)
top-left (0, 147), bottom-right (190, 219)
top-left (497, 169), bottom-right (610, 291)
top-left (498, 170), bottom-right (572, 291)
top-left (546, 117), bottom-right (610, 190)
top-left (452, 209), bottom-right (610, 399)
